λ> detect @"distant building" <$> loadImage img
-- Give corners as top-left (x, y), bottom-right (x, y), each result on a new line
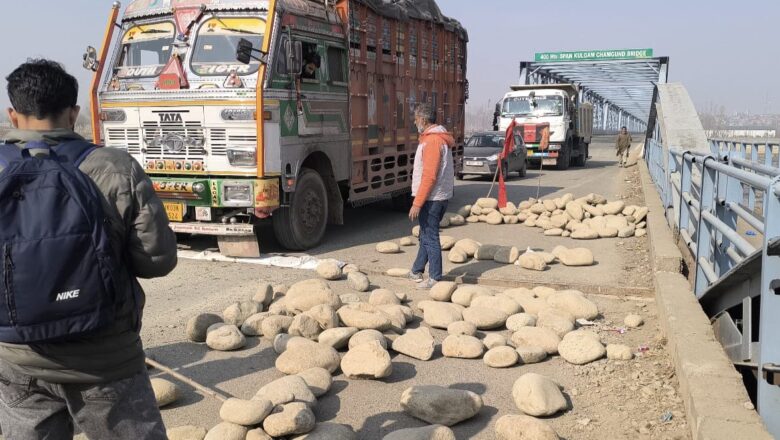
top-left (707, 126), bottom-right (777, 139)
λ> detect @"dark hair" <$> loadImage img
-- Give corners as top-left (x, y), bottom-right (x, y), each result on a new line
top-left (621, 126), bottom-right (627, 130)
top-left (6, 59), bottom-right (78, 119)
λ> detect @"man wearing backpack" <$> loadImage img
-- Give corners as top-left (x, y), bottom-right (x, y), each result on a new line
top-left (0, 59), bottom-right (177, 439)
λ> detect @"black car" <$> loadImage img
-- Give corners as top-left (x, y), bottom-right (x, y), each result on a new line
top-left (459, 131), bottom-right (527, 180)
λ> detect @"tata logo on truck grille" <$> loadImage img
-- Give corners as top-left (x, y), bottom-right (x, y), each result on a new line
top-left (161, 134), bottom-right (186, 153)
top-left (159, 113), bottom-right (184, 123)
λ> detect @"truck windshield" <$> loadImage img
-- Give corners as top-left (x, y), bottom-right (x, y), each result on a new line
top-left (502, 96), bottom-right (563, 117)
top-left (191, 17), bottom-right (265, 76)
top-left (116, 22), bottom-right (175, 78)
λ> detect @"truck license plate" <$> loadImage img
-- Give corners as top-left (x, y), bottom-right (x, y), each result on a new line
top-left (542, 158), bottom-right (557, 166)
top-left (465, 160), bottom-right (484, 166)
top-left (164, 202), bottom-right (184, 222)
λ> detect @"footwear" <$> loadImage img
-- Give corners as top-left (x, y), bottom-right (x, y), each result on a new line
top-left (416, 278), bottom-right (437, 289)
top-left (408, 272), bottom-right (424, 282)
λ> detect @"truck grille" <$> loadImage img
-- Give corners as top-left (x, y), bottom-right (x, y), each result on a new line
top-left (209, 128), bottom-right (257, 157)
top-left (142, 120), bottom-right (205, 160)
top-left (106, 128), bottom-right (141, 154)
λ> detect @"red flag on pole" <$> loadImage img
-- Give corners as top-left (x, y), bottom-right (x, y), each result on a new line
top-left (497, 119), bottom-right (517, 208)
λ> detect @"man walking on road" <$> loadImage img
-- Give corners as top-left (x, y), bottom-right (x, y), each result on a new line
top-left (615, 126), bottom-right (632, 167)
top-left (408, 103), bottom-right (455, 289)
top-left (0, 59), bottom-right (177, 439)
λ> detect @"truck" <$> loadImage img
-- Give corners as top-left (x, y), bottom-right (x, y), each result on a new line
top-left (84, 0), bottom-right (467, 256)
top-left (495, 84), bottom-right (592, 170)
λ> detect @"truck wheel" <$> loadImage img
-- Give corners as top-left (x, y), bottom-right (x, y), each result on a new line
top-left (273, 168), bottom-right (328, 251)
top-left (556, 142), bottom-right (571, 171)
top-left (572, 142), bottom-right (588, 167)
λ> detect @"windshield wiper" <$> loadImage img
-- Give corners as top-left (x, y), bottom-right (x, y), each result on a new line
top-left (141, 29), bottom-right (168, 34)
top-left (215, 18), bottom-right (262, 36)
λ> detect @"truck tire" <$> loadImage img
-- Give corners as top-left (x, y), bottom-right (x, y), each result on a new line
top-left (556, 141), bottom-right (571, 171)
top-left (572, 142), bottom-right (588, 167)
top-left (273, 168), bottom-right (328, 250)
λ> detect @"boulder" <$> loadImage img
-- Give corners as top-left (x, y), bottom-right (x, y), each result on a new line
top-left (151, 378), bottom-right (178, 407)
top-left (546, 290), bottom-right (599, 320)
top-left (304, 304), bottom-right (339, 330)
top-left (348, 329), bottom-right (387, 350)
top-left (549, 214), bottom-right (569, 229)
top-left (453, 238), bottom-right (481, 257)
top-left (318, 327), bottom-right (358, 349)
top-left (246, 428), bottom-right (273, 440)
top-left (286, 279), bottom-right (341, 313)
top-left (430, 281), bottom-right (458, 302)
top-left (206, 324), bottom-right (246, 351)
top-left (254, 374), bottom-right (317, 407)
top-left (204, 422), bottom-right (248, 440)
top-left (383, 425), bottom-right (455, 440)
top-left (451, 285), bottom-right (493, 307)
top-left (495, 414), bottom-right (560, 440)
top-left (483, 333), bottom-right (508, 349)
top-left (471, 295), bottom-right (522, 316)
top-left (543, 228), bottom-right (563, 236)
top-left (273, 334), bottom-right (294, 354)
top-left (494, 246), bottom-right (520, 264)
top-left (607, 344), bottom-right (634, 360)
top-left (636, 228), bottom-right (647, 237)
top-left (476, 197), bottom-right (499, 209)
top-left (261, 315), bottom-right (294, 339)
top-left (606, 215), bottom-right (629, 230)
top-left (186, 313), bottom-right (223, 342)
top-left (499, 202), bottom-right (518, 215)
top-left (511, 327), bottom-right (561, 355)
top-left (512, 373), bottom-right (567, 416)
top-left (583, 204), bottom-right (604, 217)
top-left (517, 253), bottom-right (547, 271)
top-left (392, 327), bottom-right (435, 361)
top-left (337, 303), bottom-right (392, 331)
top-left (223, 301), bottom-right (263, 327)
top-left (457, 205), bottom-right (472, 218)
top-left (341, 340), bottom-right (393, 379)
top-left (485, 211), bottom-right (504, 225)
top-left (447, 320), bottom-right (477, 336)
top-left (462, 307), bottom-right (509, 329)
top-left (465, 215), bottom-right (480, 223)
top-left (347, 272), bottom-right (370, 292)
top-left (376, 241), bottom-right (402, 254)
top-left (448, 214), bottom-right (466, 227)
top-left (558, 330), bottom-right (605, 365)
top-left (377, 304), bottom-right (411, 329)
top-left (500, 289), bottom-right (547, 316)
top-left (268, 298), bottom-right (292, 316)
top-left (565, 202), bottom-right (584, 221)
top-left (532, 286), bottom-right (556, 298)
top-left (399, 236), bottom-right (416, 247)
top-left (596, 226), bottom-right (619, 238)
top-left (289, 314), bottom-right (323, 340)
top-left (448, 248), bottom-right (468, 263)
top-left (369, 289), bottom-right (401, 306)
top-left (561, 230), bottom-right (571, 237)
top-left (440, 236), bottom-right (457, 251)
top-left (422, 302), bottom-right (463, 329)
top-left (401, 385), bottom-right (483, 426)
top-left (484, 346), bottom-right (519, 368)
top-left (571, 228), bottom-right (599, 239)
top-left (471, 205), bottom-right (483, 216)
top-left (537, 308), bottom-right (575, 338)
top-left (442, 335), bottom-right (484, 359)
top-left (624, 314), bottom-right (644, 328)
top-left (263, 402), bottom-right (316, 437)
top-left (412, 225), bottom-right (421, 237)
top-left (342, 264), bottom-right (360, 274)
top-left (529, 203), bottom-right (547, 215)
top-left (297, 367), bottom-right (332, 397)
top-left (167, 426), bottom-right (208, 440)
top-left (515, 345), bottom-right (548, 364)
top-left (240, 313), bottom-right (270, 336)
top-left (551, 246), bottom-right (594, 267)
top-left (506, 313), bottom-right (537, 331)
top-left (316, 260), bottom-right (343, 281)
top-left (541, 200), bottom-right (556, 212)
top-left (276, 340), bottom-right (341, 374)
top-left (439, 216), bottom-right (451, 228)
top-left (618, 224), bottom-right (636, 238)
top-left (290, 423), bottom-right (357, 440)
top-left (475, 244), bottom-right (501, 260)
top-left (633, 206), bottom-right (650, 222)
top-left (503, 215), bottom-right (519, 224)
top-left (386, 268), bottom-right (411, 278)
top-left (220, 398), bottom-right (273, 426)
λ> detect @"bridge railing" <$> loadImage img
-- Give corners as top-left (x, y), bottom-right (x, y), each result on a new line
top-left (644, 137), bottom-right (780, 432)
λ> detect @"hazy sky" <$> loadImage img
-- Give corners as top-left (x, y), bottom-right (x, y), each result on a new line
top-left (0, 0), bottom-right (777, 117)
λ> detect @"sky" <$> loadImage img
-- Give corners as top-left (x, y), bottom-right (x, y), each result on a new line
top-left (0, 0), bottom-right (777, 119)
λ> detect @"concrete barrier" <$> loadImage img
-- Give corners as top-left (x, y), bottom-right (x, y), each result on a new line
top-left (639, 159), bottom-right (773, 439)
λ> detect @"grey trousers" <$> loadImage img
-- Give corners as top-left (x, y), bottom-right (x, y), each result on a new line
top-left (0, 361), bottom-right (166, 440)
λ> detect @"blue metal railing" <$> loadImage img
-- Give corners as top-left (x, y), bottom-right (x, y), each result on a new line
top-left (644, 137), bottom-right (780, 434)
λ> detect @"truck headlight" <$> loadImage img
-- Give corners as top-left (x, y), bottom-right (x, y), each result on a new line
top-left (223, 183), bottom-right (253, 203)
top-left (227, 147), bottom-right (257, 167)
top-left (487, 154), bottom-right (499, 162)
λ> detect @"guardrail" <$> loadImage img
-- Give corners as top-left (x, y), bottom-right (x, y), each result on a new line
top-left (644, 137), bottom-right (780, 435)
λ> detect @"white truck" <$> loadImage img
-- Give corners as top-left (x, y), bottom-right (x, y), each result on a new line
top-left (496, 84), bottom-right (592, 170)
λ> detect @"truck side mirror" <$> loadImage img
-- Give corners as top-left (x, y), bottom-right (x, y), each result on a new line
top-left (236, 38), bottom-right (254, 64)
top-left (83, 46), bottom-right (99, 72)
top-left (287, 40), bottom-right (303, 75)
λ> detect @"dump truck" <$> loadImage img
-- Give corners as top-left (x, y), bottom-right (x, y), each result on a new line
top-left (84, 0), bottom-right (467, 256)
top-left (495, 84), bottom-right (592, 170)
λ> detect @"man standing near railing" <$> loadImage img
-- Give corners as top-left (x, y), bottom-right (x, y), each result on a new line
top-left (616, 126), bottom-right (632, 167)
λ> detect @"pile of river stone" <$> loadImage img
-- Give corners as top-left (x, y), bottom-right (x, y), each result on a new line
top-left (449, 194), bottom-right (648, 239)
top-left (159, 262), bottom-right (635, 439)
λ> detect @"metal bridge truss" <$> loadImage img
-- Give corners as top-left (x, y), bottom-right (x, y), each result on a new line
top-left (519, 58), bottom-right (669, 133)
top-left (646, 137), bottom-right (780, 435)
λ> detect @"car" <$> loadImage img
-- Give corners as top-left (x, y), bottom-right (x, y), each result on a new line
top-left (458, 131), bottom-right (527, 180)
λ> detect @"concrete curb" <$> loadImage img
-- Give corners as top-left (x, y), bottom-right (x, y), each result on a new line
top-left (638, 160), bottom-right (772, 439)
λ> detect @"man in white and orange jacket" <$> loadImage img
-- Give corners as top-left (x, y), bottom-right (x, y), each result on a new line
top-left (408, 103), bottom-right (455, 289)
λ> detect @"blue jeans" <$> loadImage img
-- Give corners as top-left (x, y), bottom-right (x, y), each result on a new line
top-left (412, 200), bottom-right (449, 281)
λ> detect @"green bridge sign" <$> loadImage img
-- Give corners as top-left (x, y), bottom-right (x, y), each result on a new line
top-left (535, 49), bottom-right (654, 62)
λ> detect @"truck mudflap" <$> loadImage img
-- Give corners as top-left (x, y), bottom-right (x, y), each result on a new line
top-left (170, 222), bottom-right (260, 258)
